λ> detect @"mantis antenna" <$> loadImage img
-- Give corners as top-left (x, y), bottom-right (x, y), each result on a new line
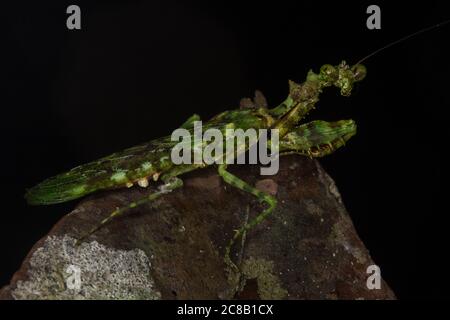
top-left (355, 18), bottom-right (450, 66)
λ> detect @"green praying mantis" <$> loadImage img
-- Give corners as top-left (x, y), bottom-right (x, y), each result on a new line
top-left (25, 20), bottom-right (449, 274)
top-left (25, 61), bottom-right (364, 272)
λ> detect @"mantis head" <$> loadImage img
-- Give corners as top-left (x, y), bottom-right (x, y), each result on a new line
top-left (316, 61), bottom-right (367, 96)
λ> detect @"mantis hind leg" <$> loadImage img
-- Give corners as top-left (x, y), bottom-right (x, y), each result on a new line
top-left (75, 176), bottom-right (183, 245)
top-left (217, 164), bottom-right (277, 272)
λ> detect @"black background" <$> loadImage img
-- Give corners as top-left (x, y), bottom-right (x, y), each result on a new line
top-left (2, 1), bottom-right (448, 299)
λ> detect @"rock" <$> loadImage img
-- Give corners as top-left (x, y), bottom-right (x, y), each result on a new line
top-left (8, 236), bottom-right (160, 300)
top-left (0, 155), bottom-right (395, 300)
top-left (255, 179), bottom-right (278, 196)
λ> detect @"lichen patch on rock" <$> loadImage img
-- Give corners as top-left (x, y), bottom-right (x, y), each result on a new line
top-left (11, 235), bottom-right (160, 300)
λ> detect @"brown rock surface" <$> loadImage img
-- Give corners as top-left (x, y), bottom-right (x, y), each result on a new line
top-left (0, 155), bottom-right (395, 299)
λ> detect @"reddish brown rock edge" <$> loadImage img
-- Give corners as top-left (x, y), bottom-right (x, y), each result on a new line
top-left (0, 155), bottom-right (395, 299)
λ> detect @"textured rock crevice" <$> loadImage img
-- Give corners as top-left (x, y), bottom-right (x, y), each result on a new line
top-left (0, 155), bottom-right (395, 300)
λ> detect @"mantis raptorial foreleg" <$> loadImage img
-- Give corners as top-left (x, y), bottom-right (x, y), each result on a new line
top-left (76, 176), bottom-right (183, 245)
top-left (217, 164), bottom-right (277, 272)
top-left (276, 119), bottom-right (357, 157)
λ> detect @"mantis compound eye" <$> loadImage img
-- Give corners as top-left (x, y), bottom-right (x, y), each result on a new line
top-left (319, 64), bottom-right (338, 83)
top-left (351, 64), bottom-right (367, 82)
